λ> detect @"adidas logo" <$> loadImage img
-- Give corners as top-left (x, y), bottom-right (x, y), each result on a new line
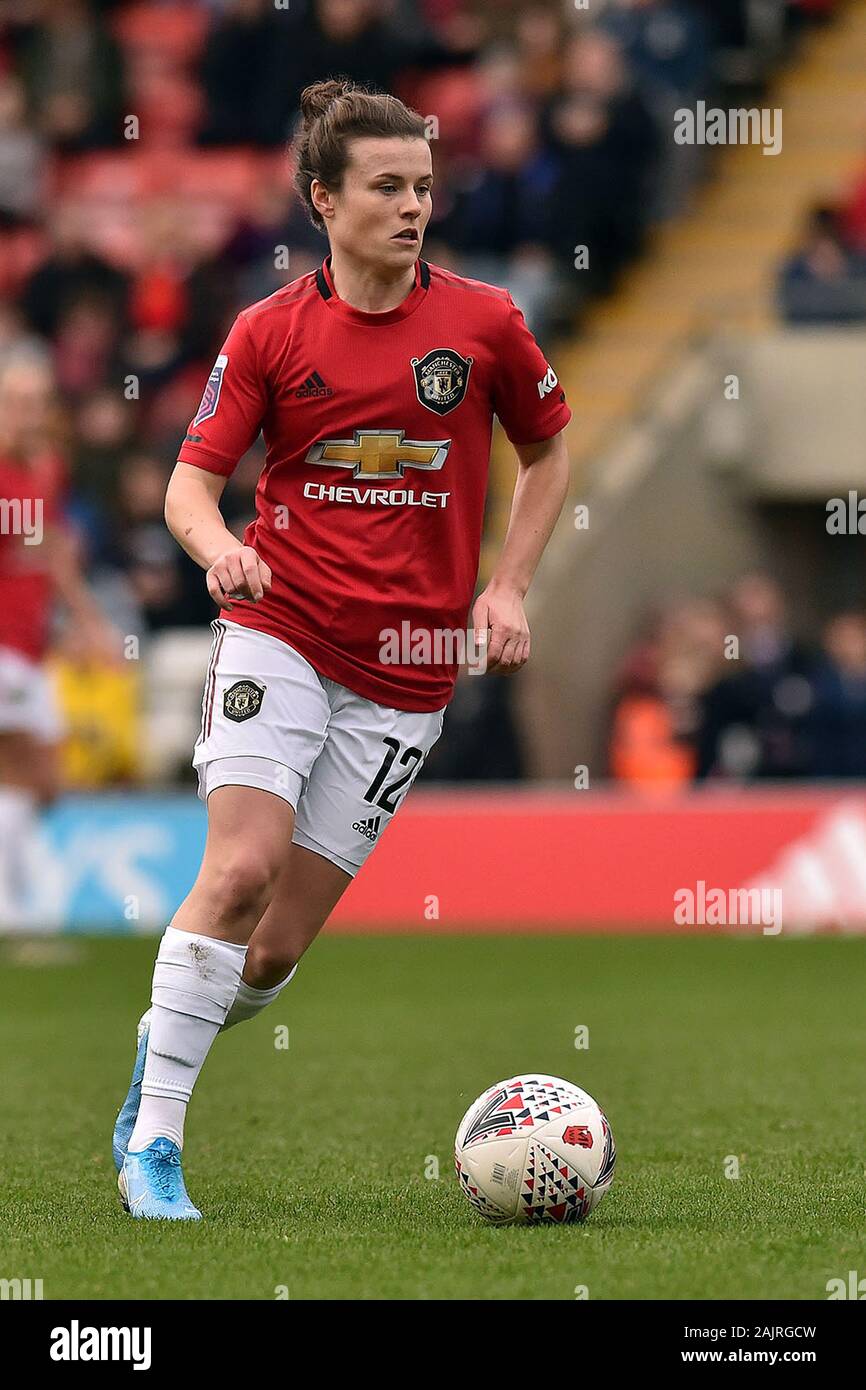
top-left (296, 371), bottom-right (333, 399)
top-left (743, 799), bottom-right (866, 933)
top-left (352, 814), bottom-right (381, 841)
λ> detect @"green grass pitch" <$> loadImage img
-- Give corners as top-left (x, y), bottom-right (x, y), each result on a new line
top-left (0, 933), bottom-right (863, 1300)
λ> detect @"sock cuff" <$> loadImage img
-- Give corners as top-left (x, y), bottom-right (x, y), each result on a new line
top-left (220, 963), bottom-right (298, 1031)
top-left (237, 963), bottom-right (297, 1005)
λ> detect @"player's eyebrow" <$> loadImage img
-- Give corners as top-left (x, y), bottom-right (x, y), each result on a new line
top-left (371, 171), bottom-right (434, 183)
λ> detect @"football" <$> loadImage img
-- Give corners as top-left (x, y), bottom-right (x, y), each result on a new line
top-left (454, 1073), bottom-right (616, 1225)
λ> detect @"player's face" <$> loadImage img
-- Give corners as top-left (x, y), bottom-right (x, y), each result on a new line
top-left (325, 136), bottom-right (433, 269)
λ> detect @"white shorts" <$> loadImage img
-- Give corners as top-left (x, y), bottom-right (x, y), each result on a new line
top-left (192, 620), bottom-right (446, 877)
top-left (0, 645), bottom-right (64, 742)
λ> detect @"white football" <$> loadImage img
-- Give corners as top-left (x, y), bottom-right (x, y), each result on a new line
top-left (454, 1073), bottom-right (616, 1225)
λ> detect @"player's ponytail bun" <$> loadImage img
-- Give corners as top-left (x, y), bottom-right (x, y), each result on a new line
top-left (298, 78), bottom-right (354, 128)
top-left (293, 78), bottom-right (427, 231)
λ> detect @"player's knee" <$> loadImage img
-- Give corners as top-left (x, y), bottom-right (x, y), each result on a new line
top-left (205, 854), bottom-right (281, 924)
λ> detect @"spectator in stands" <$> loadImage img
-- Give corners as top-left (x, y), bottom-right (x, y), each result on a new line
top-left (599, 0), bottom-right (712, 107)
top-left (609, 598), bottom-right (726, 790)
top-left (203, 0), bottom-right (461, 149)
top-left (199, 0), bottom-right (297, 148)
top-left (547, 30), bottom-right (659, 298)
top-left (807, 611), bottom-right (866, 778)
top-left (599, 0), bottom-right (712, 215)
top-left (120, 197), bottom-right (241, 412)
top-left (72, 387), bottom-right (137, 509)
top-left (513, 3), bottom-right (566, 101)
top-left (439, 101), bottom-right (562, 334)
top-left (778, 203), bottom-right (866, 326)
top-left (53, 293), bottom-right (121, 400)
top-left (0, 72), bottom-right (46, 222)
top-left (48, 611), bottom-right (141, 789)
top-left (21, 201), bottom-right (129, 341)
top-left (841, 163), bottom-right (866, 254)
top-left (0, 300), bottom-right (45, 371)
top-left (105, 455), bottom-right (215, 633)
top-left (17, 0), bottom-right (125, 150)
top-left (697, 573), bottom-right (817, 779)
top-left (222, 183), bottom-right (319, 304)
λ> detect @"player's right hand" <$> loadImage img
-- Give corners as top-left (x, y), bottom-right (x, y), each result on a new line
top-left (206, 545), bottom-right (273, 610)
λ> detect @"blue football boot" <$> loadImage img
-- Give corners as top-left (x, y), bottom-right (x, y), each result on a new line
top-left (112, 1011), bottom-right (150, 1173)
top-left (117, 1137), bottom-right (202, 1221)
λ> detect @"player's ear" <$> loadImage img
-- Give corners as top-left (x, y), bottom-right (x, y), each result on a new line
top-left (310, 178), bottom-right (335, 223)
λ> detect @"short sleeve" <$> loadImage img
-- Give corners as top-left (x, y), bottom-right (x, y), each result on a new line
top-left (491, 294), bottom-right (572, 447)
top-left (177, 313), bottom-right (266, 477)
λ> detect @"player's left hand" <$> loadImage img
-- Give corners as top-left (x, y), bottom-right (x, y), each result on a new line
top-left (472, 583), bottom-right (530, 674)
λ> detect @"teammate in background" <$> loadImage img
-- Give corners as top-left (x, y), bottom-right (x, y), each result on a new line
top-left (113, 79), bottom-right (572, 1220)
top-left (0, 354), bottom-right (119, 926)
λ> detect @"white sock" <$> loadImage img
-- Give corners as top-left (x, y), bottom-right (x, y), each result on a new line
top-left (0, 787), bottom-right (38, 928)
top-left (128, 925), bottom-right (246, 1153)
top-left (220, 964), bottom-right (297, 1031)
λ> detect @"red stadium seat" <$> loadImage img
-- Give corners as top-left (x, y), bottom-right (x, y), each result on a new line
top-left (111, 2), bottom-right (209, 65)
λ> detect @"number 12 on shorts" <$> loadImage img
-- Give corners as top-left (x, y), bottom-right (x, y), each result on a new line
top-left (364, 737), bottom-right (425, 814)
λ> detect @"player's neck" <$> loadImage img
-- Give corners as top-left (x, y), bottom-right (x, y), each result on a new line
top-left (327, 249), bottom-right (416, 315)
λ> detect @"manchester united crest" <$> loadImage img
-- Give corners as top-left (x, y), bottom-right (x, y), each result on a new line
top-left (223, 679), bottom-right (266, 723)
top-left (411, 348), bottom-right (473, 416)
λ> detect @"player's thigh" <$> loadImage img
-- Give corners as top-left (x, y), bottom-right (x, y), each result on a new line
top-left (246, 841), bottom-right (353, 984)
top-left (0, 731), bottom-right (62, 802)
top-left (292, 686), bottom-right (446, 878)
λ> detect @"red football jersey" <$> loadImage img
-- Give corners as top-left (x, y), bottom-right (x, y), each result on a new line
top-left (177, 256), bottom-right (571, 711)
top-left (0, 451), bottom-right (65, 662)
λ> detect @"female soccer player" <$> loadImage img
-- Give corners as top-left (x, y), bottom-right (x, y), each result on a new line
top-left (114, 78), bottom-right (572, 1219)
top-left (0, 354), bottom-right (117, 926)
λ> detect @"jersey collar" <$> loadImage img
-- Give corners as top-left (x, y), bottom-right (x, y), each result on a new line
top-left (316, 254), bottom-right (430, 325)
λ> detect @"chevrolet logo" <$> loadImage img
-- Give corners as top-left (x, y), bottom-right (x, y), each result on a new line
top-left (305, 429), bottom-right (450, 480)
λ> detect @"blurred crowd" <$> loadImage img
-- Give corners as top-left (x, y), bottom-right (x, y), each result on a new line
top-left (778, 197), bottom-right (866, 326)
top-left (0, 0), bottom-right (847, 787)
top-left (609, 573), bottom-right (866, 787)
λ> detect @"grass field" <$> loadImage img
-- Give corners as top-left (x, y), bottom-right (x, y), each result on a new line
top-left (0, 932), bottom-right (863, 1301)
